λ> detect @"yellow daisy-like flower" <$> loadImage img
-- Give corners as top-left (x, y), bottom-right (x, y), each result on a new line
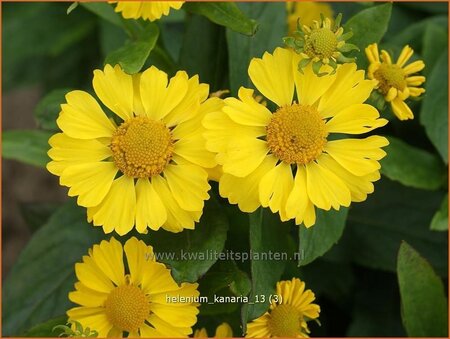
top-left (47, 64), bottom-right (220, 235)
top-left (286, 2), bottom-right (334, 35)
top-left (111, 1), bottom-right (184, 21)
top-left (204, 47), bottom-right (389, 227)
top-left (194, 322), bottom-right (233, 338)
top-left (67, 237), bottom-right (200, 337)
top-left (246, 278), bottom-right (320, 338)
top-left (365, 43), bottom-right (426, 120)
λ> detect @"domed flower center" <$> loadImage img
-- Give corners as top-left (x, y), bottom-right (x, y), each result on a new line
top-left (305, 27), bottom-right (338, 59)
top-left (374, 63), bottom-right (407, 95)
top-left (104, 284), bottom-right (150, 333)
top-left (269, 304), bottom-right (303, 337)
top-left (266, 104), bottom-right (328, 164)
top-left (111, 116), bottom-right (174, 178)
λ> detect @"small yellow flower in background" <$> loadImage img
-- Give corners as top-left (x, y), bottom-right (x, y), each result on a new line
top-left (286, 1), bottom-right (334, 35)
top-left (284, 13), bottom-right (358, 75)
top-left (365, 43), bottom-right (426, 120)
top-left (111, 1), bottom-right (184, 21)
top-left (204, 47), bottom-right (388, 227)
top-left (67, 237), bottom-right (200, 337)
top-left (47, 64), bottom-right (220, 235)
top-left (194, 322), bottom-right (233, 338)
top-left (246, 278), bottom-right (320, 338)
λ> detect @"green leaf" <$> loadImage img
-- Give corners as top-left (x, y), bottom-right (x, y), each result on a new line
top-left (105, 23), bottom-right (159, 74)
top-left (80, 2), bottom-right (122, 28)
top-left (422, 23), bottom-right (447, 77)
top-left (227, 2), bottom-right (286, 95)
top-left (2, 130), bottom-right (52, 168)
top-left (3, 201), bottom-right (105, 336)
top-left (380, 136), bottom-right (446, 190)
top-left (331, 178), bottom-right (448, 277)
top-left (430, 194), bottom-right (448, 231)
top-left (299, 208), bottom-right (348, 266)
top-left (397, 242), bottom-right (448, 337)
top-left (420, 51), bottom-right (448, 163)
top-left (22, 316), bottom-right (67, 337)
top-left (183, 2), bottom-right (258, 36)
top-left (241, 208), bottom-right (290, 332)
top-left (19, 202), bottom-right (61, 232)
top-left (343, 3), bottom-right (392, 69)
top-left (179, 14), bottom-right (228, 91)
top-left (146, 198), bottom-right (229, 283)
top-left (34, 89), bottom-right (71, 131)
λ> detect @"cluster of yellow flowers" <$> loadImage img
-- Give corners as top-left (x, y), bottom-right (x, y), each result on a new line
top-left (45, 1), bottom-right (426, 338)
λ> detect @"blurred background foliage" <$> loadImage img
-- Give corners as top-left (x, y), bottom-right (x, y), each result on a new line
top-left (2, 1), bottom-right (448, 338)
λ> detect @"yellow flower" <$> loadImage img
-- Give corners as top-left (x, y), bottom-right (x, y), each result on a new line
top-left (67, 237), bottom-right (200, 337)
top-left (286, 2), bottom-right (334, 35)
top-left (204, 47), bottom-right (389, 227)
top-left (111, 1), bottom-right (184, 21)
top-left (365, 43), bottom-right (426, 120)
top-left (194, 322), bottom-right (233, 338)
top-left (246, 278), bottom-right (320, 338)
top-left (47, 64), bottom-right (220, 235)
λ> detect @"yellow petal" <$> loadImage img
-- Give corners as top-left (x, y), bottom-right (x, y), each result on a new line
top-left (149, 303), bottom-right (198, 329)
top-left (140, 67), bottom-right (189, 121)
top-left (391, 98), bottom-right (414, 120)
top-left (406, 76), bottom-right (426, 87)
top-left (396, 45), bottom-right (414, 67)
top-left (324, 136), bottom-right (389, 176)
top-left (259, 162), bottom-right (294, 221)
top-left (318, 63), bottom-right (376, 118)
top-left (92, 64), bottom-right (134, 121)
top-left (69, 282), bottom-right (108, 307)
top-left (66, 307), bottom-right (113, 338)
top-left (147, 313), bottom-right (193, 336)
top-left (365, 43), bottom-right (380, 64)
top-left (132, 73), bottom-right (146, 116)
top-left (305, 160), bottom-right (351, 210)
top-left (380, 50), bottom-right (392, 64)
top-left (325, 104), bottom-right (388, 134)
top-left (248, 47), bottom-right (295, 107)
top-left (219, 155), bottom-right (277, 213)
top-left (124, 237), bottom-right (154, 285)
top-left (285, 165), bottom-right (309, 220)
top-left (293, 54), bottom-right (336, 106)
top-left (57, 91), bottom-right (115, 139)
top-left (163, 164), bottom-right (210, 211)
top-left (90, 238), bottom-right (125, 287)
top-left (222, 137), bottom-right (269, 177)
top-left (403, 60), bottom-right (425, 75)
top-left (114, 1), bottom-right (142, 19)
top-left (141, 261), bottom-right (180, 295)
top-left (223, 87), bottom-right (272, 126)
top-left (215, 323), bottom-right (233, 337)
top-left (173, 135), bottom-right (216, 168)
top-left (88, 175), bottom-right (136, 235)
top-left (48, 133), bottom-right (112, 162)
top-left (136, 178), bottom-right (167, 232)
top-left (139, 324), bottom-right (161, 337)
top-left (75, 256), bottom-right (115, 293)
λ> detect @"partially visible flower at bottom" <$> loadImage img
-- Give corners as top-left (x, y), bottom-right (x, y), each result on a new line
top-left (246, 278), bottom-right (320, 338)
top-left (67, 237), bottom-right (200, 337)
top-left (365, 43), bottom-right (426, 120)
top-left (194, 322), bottom-right (233, 338)
top-left (110, 1), bottom-right (184, 21)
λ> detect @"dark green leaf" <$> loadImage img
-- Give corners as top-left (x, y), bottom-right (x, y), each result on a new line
top-left (3, 201), bottom-right (105, 336)
top-left (227, 2), bottom-right (286, 95)
top-left (19, 202), bottom-right (61, 232)
top-left (380, 136), bottom-right (446, 190)
top-left (2, 130), bottom-right (52, 168)
top-left (22, 315), bottom-right (67, 337)
top-left (80, 2), bottom-right (122, 27)
top-left (183, 2), bottom-right (258, 36)
top-left (146, 198), bottom-right (228, 284)
top-left (422, 23), bottom-right (447, 77)
top-left (343, 3), bottom-right (392, 69)
top-left (299, 208), bottom-right (348, 266)
top-left (330, 178), bottom-right (448, 277)
top-left (105, 23), bottom-right (159, 74)
top-left (179, 15), bottom-right (228, 91)
top-left (241, 208), bottom-right (290, 332)
top-left (34, 89), bottom-right (71, 131)
top-left (397, 242), bottom-right (448, 337)
top-left (420, 51), bottom-right (448, 163)
top-left (430, 194), bottom-right (448, 231)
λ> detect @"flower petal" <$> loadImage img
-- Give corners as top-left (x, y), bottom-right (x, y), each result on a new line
top-left (89, 238), bottom-right (125, 287)
top-left (124, 237), bottom-right (154, 285)
top-left (390, 98), bottom-right (414, 120)
top-left (326, 104), bottom-right (388, 134)
top-left (135, 178), bottom-right (167, 232)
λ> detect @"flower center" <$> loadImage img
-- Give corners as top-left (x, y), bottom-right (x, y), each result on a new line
top-left (269, 304), bottom-right (303, 337)
top-left (373, 63), bottom-right (407, 95)
top-left (111, 116), bottom-right (174, 178)
top-left (104, 284), bottom-right (150, 333)
top-left (266, 104), bottom-right (327, 165)
top-left (305, 27), bottom-right (338, 59)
